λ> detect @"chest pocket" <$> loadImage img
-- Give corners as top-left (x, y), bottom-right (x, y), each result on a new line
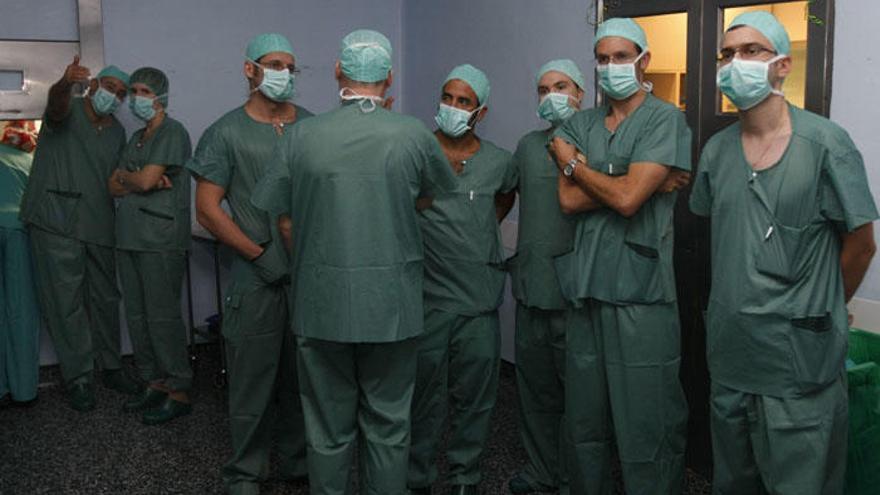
top-left (589, 153), bottom-right (630, 177)
top-left (749, 177), bottom-right (816, 284)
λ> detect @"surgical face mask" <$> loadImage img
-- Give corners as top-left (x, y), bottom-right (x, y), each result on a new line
top-left (596, 50), bottom-right (647, 100)
top-left (251, 61), bottom-right (295, 102)
top-left (129, 95), bottom-right (158, 121)
top-left (91, 87), bottom-right (122, 115)
top-left (717, 54), bottom-right (786, 110)
top-left (435, 103), bottom-right (481, 138)
top-left (537, 92), bottom-right (577, 124)
top-left (339, 87), bottom-right (384, 113)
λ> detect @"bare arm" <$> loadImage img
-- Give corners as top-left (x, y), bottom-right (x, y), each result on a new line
top-left (279, 215), bottom-right (292, 251)
top-left (557, 173), bottom-right (602, 215)
top-left (46, 55), bottom-right (90, 124)
top-left (549, 136), bottom-right (670, 218)
top-left (495, 190), bottom-right (516, 222)
top-left (115, 164), bottom-right (169, 194)
top-left (841, 222), bottom-right (876, 302)
top-left (194, 178), bottom-right (263, 260)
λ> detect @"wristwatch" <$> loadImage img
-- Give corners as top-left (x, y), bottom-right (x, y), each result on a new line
top-left (563, 157), bottom-right (579, 177)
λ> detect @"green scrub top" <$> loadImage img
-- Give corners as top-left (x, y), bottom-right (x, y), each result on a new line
top-left (553, 94), bottom-right (691, 306)
top-left (508, 129), bottom-right (575, 310)
top-left (252, 102), bottom-right (457, 343)
top-left (689, 104), bottom-right (879, 397)
top-left (187, 105), bottom-right (312, 281)
top-left (0, 143), bottom-right (33, 230)
top-left (419, 138), bottom-right (515, 316)
top-left (114, 116), bottom-right (192, 252)
top-left (19, 97), bottom-right (126, 246)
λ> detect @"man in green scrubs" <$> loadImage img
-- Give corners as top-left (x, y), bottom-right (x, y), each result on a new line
top-left (689, 12), bottom-right (878, 494)
top-left (110, 67), bottom-right (193, 425)
top-left (19, 58), bottom-right (140, 411)
top-left (548, 18), bottom-right (691, 495)
top-left (252, 30), bottom-right (456, 495)
top-left (505, 59), bottom-right (584, 495)
top-left (0, 120), bottom-right (40, 405)
top-left (188, 33), bottom-right (311, 494)
top-left (407, 64), bottom-right (515, 495)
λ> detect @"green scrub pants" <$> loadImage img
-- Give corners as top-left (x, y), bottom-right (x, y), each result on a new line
top-left (514, 303), bottom-right (567, 490)
top-left (0, 228), bottom-right (41, 401)
top-left (566, 300), bottom-right (687, 495)
top-left (117, 249), bottom-right (192, 392)
top-left (28, 226), bottom-right (122, 384)
top-left (297, 335), bottom-right (417, 495)
top-left (710, 376), bottom-right (847, 495)
top-left (221, 280), bottom-right (306, 494)
top-left (408, 308), bottom-right (501, 488)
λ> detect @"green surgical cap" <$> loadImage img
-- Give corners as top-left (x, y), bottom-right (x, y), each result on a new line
top-left (444, 64), bottom-right (490, 105)
top-left (246, 33), bottom-right (295, 61)
top-left (727, 11), bottom-right (791, 55)
top-left (97, 65), bottom-right (130, 87)
top-left (130, 67), bottom-right (169, 107)
top-left (595, 17), bottom-right (648, 51)
top-left (339, 29), bottom-right (393, 83)
top-left (536, 59), bottom-right (586, 90)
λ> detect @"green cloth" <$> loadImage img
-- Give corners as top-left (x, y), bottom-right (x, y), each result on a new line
top-left (0, 227), bottom-right (40, 401)
top-left (689, 104), bottom-right (879, 397)
top-left (115, 116), bottom-right (192, 252)
top-left (514, 304), bottom-right (567, 490)
top-left (187, 104), bottom-right (312, 278)
top-left (296, 335), bottom-right (417, 495)
top-left (20, 97), bottom-right (126, 247)
top-left (28, 227), bottom-right (121, 383)
top-left (566, 301), bottom-right (688, 495)
top-left (553, 94), bottom-right (691, 306)
top-left (117, 249), bottom-right (191, 391)
top-left (710, 376), bottom-right (847, 494)
top-left (221, 277), bottom-right (305, 491)
top-left (187, 105), bottom-right (313, 489)
top-left (252, 103), bottom-right (456, 343)
top-left (408, 309), bottom-right (501, 488)
top-left (508, 129), bottom-right (574, 310)
top-left (0, 144), bottom-right (32, 230)
top-left (419, 139), bottom-right (515, 316)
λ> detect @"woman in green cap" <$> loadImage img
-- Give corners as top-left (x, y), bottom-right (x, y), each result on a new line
top-left (108, 66), bottom-right (193, 425)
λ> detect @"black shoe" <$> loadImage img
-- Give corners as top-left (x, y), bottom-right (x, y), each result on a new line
top-left (449, 485), bottom-right (480, 495)
top-left (123, 387), bottom-right (167, 412)
top-left (409, 487), bottom-right (432, 495)
top-left (67, 382), bottom-right (96, 412)
top-left (142, 396), bottom-right (192, 425)
top-left (102, 369), bottom-right (142, 395)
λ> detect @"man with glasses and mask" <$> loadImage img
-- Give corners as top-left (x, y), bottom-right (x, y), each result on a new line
top-left (20, 57), bottom-right (140, 412)
top-left (690, 12), bottom-right (877, 494)
top-left (187, 33), bottom-right (311, 494)
top-left (548, 17), bottom-right (691, 495)
top-left (407, 64), bottom-right (516, 495)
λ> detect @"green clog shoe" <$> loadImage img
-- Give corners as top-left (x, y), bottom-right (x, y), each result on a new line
top-left (142, 396), bottom-right (192, 425)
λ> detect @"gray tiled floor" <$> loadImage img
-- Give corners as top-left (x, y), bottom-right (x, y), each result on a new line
top-left (0, 345), bottom-right (711, 494)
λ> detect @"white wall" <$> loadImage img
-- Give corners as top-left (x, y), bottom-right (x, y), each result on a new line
top-left (832, 0), bottom-right (880, 331)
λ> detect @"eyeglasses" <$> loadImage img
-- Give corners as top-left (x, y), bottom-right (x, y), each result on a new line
top-left (717, 43), bottom-right (777, 64)
top-left (595, 52), bottom-right (641, 65)
top-left (255, 60), bottom-right (300, 74)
